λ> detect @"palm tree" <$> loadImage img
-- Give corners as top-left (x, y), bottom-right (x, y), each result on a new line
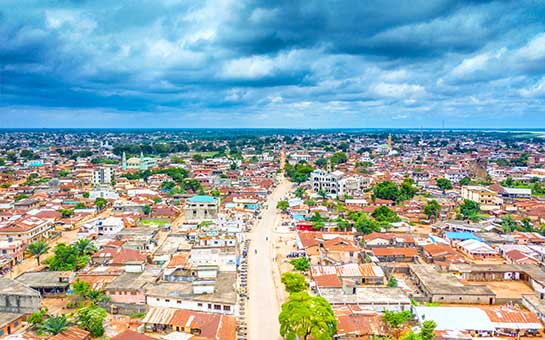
top-left (26, 241), bottom-right (49, 266)
top-left (317, 189), bottom-right (328, 200)
top-left (39, 315), bottom-right (70, 335)
top-left (74, 239), bottom-right (97, 256)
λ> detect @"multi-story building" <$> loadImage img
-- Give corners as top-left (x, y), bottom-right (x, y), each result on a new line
top-left (311, 170), bottom-right (344, 197)
top-left (92, 166), bottom-right (115, 186)
top-left (461, 186), bottom-right (502, 211)
top-left (184, 195), bottom-right (219, 222)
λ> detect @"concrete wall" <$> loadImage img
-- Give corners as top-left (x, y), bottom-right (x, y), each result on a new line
top-left (0, 294), bottom-right (41, 314)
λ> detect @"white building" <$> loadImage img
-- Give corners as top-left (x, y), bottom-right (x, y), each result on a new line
top-left (311, 170), bottom-right (344, 197)
top-left (92, 166), bottom-right (115, 186)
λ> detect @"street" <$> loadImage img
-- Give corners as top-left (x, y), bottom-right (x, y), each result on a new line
top-left (246, 178), bottom-right (291, 340)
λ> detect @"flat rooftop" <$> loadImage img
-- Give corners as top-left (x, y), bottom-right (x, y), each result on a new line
top-left (319, 287), bottom-right (411, 305)
top-left (410, 264), bottom-right (495, 296)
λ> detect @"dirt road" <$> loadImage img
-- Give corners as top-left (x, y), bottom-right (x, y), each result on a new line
top-left (247, 178), bottom-right (291, 340)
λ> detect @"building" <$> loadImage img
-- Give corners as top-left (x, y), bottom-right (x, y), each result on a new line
top-left (14, 271), bottom-right (74, 297)
top-left (461, 186), bottom-right (502, 211)
top-left (409, 264), bottom-right (496, 304)
top-left (0, 277), bottom-right (41, 314)
top-left (311, 170), bottom-right (344, 197)
top-left (92, 166), bottom-right (115, 186)
top-left (122, 152), bottom-right (157, 171)
top-left (0, 217), bottom-right (53, 244)
top-left (319, 287), bottom-right (411, 312)
top-left (184, 196), bottom-right (219, 222)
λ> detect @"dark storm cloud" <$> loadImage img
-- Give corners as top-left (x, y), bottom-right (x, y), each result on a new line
top-left (0, 0), bottom-right (545, 127)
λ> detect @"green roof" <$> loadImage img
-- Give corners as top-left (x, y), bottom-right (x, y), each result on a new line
top-left (188, 195), bottom-right (216, 203)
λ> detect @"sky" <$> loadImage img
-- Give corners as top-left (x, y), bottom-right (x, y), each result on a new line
top-left (1, 0), bottom-right (545, 128)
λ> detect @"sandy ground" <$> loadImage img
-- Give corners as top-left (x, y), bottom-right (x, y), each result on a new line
top-left (246, 178), bottom-right (291, 340)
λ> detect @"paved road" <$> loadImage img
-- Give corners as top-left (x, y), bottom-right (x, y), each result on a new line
top-left (247, 178), bottom-right (291, 340)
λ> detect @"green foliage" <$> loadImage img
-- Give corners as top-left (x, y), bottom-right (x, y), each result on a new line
top-left (73, 279), bottom-right (91, 298)
top-left (161, 181), bottom-right (176, 191)
top-left (330, 152), bottom-right (348, 167)
top-left (94, 197), bottom-right (107, 209)
top-left (27, 241), bottom-right (50, 266)
top-left (28, 308), bottom-right (48, 326)
top-left (142, 205), bottom-right (152, 215)
top-left (423, 200), bottom-right (441, 220)
top-left (129, 312), bottom-right (146, 319)
top-left (279, 292), bottom-right (337, 340)
top-left (210, 189), bottom-right (221, 197)
top-left (59, 209), bottom-right (74, 218)
top-left (58, 170), bottom-right (70, 177)
top-left (348, 211), bottom-right (381, 235)
top-left (383, 310), bottom-right (412, 338)
top-left (181, 178), bottom-right (202, 192)
top-left (436, 178), bottom-right (453, 192)
top-left (317, 189), bottom-right (328, 199)
top-left (459, 199), bottom-right (480, 221)
top-left (192, 153), bottom-right (204, 162)
top-left (76, 305), bottom-right (107, 337)
top-left (281, 272), bottom-right (308, 293)
top-left (388, 276), bottom-right (398, 287)
top-left (0, 158), bottom-right (5, 166)
top-left (285, 162), bottom-right (314, 183)
top-left (45, 243), bottom-right (90, 271)
top-left (459, 177), bottom-right (471, 186)
top-left (372, 206), bottom-right (401, 223)
top-left (420, 320), bottom-right (437, 340)
top-left (373, 181), bottom-right (399, 202)
top-left (74, 239), bottom-right (97, 256)
top-left (39, 315), bottom-right (70, 336)
top-left (15, 193), bottom-right (28, 201)
top-left (82, 192), bottom-right (90, 199)
top-left (294, 186), bottom-right (306, 199)
top-left (502, 214), bottom-right (517, 233)
top-left (277, 200), bottom-right (289, 211)
top-left (314, 158), bottom-right (328, 168)
top-left (290, 257), bottom-right (310, 272)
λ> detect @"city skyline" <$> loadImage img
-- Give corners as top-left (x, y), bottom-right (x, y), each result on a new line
top-left (2, 1), bottom-right (545, 127)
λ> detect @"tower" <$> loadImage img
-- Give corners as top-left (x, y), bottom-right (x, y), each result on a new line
top-left (122, 152), bottom-right (127, 171)
top-left (387, 133), bottom-right (392, 152)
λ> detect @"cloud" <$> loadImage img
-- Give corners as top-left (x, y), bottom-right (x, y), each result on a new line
top-left (0, 0), bottom-right (545, 127)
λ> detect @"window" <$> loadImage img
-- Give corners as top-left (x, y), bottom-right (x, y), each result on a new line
top-left (214, 304), bottom-right (221, 310)
top-left (165, 299), bottom-right (170, 303)
top-left (223, 305), bottom-right (231, 311)
top-left (207, 304), bottom-right (212, 309)
top-left (198, 303), bottom-right (203, 307)
top-left (14, 321), bottom-right (18, 327)
top-left (177, 300), bottom-right (182, 304)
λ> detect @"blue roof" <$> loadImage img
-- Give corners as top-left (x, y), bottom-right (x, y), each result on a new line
top-left (188, 195), bottom-right (216, 203)
top-left (444, 231), bottom-right (482, 242)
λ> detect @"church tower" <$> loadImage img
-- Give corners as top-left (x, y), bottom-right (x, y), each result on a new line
top-left (387, 133), bottom-right (392, 152)
top-left (122, 152), bottom-right (127, 171)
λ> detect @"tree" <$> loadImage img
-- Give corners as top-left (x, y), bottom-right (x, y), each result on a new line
top-left (277, 200), bottom-right (289, 212)
top-left (59, 209), bottom-right (74, 218)
top-left (424, 200), bottom-right (441, 221)
top-left (0, 158), bottom-right (5, 166)
top-left (210, 189), bottom-right (221, 197)
top-left (420, 320), bottom-right (437, 340)
top-left (502, 214), bottom-right (517, 233)
top-left (46, 243), bottom-right (90, 271)
top-left (290, 257), bottom-right (310, 272)
top-left (352, 213), bottom-right (381, 235)
top-left (94, 197), bottom-right (107, 210)
top-left (82, 192), bottom-right (90, 199)
top-left (330, 152), bottom-right (348, 168)
top-left (294, 187), bottom-right (305, 199)
top-left (76, 305), bottom-right (107, 337)
top-left (459, 199), bottom-right (480, 221)
top-left (383, 310), bottom-right (412, 339)
top-left (373, 181), bottom-right (399, 202)
top-left (142, 205), bottom-right (152, 215)
top-left (281, 272), bottom-right (307, 293)
top-left (27, 241), bottom-right (50, 266)
top-left (399, 178), bottom-right (418, 201)
top-left (436, 178), bottom-right (453, 192)
top-left (317, 189), bottom-right (328, 200)
top-left (521, 217), bottom-right (534, 232)
top-left (28, 308), bottom-right (48, 327)
top-left (279, 292), bottom-right (337, 340)
top-left (372, 206), bottom-right (401, 223)
top-left (388, 276), bottom-right (398, 287)
top-left (459, 177), bottom-right (471, 186)
top-left (73, 279), bottom-right (91, 299)
top-left (192, 153), bottom-right (204, 163)
top-left (39, 315), bottom-right (70, 336)
top-left (74, 239), bottom-right (97, 256)
top-left (160, 181), bottom-right (176, 191)
top-left (314, 158), bottom-right (327, 168)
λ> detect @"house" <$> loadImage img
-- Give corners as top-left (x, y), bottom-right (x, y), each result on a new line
top-left (422, 243), bottom-right (464, 265)
top-left (49, 326), bottom-right (91, 340)
top-left (456, 239), bottom-right (498, 260)
top-left (91, 247), bottom-right (147, 267)
top-left (14, 271), bottom-right (74, 297)
top-left (371, 247), bottom-right (418, 263)
top-left (184, 196), bottom-right (219, 222)
top-left (111, 330), bottom-right (156, 340)
top-left (333, 305), bottom-right (388, 339)
top-left (0, 217), bottom-right (53, 243)
top-left (409, 264), bottom-right (496, 304)
top-left (311, 170), bottom-right (343, 197)
top-left (319, 287), bottom-right (411, 312)
top-left (461, 186), bottom-right (502, 211)
top-left (0, 277), bottom-right (41, 314)
top-left (0, 312), bottom-right (27, 338)
top-left (141, 307), bottom-right (237, 339)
